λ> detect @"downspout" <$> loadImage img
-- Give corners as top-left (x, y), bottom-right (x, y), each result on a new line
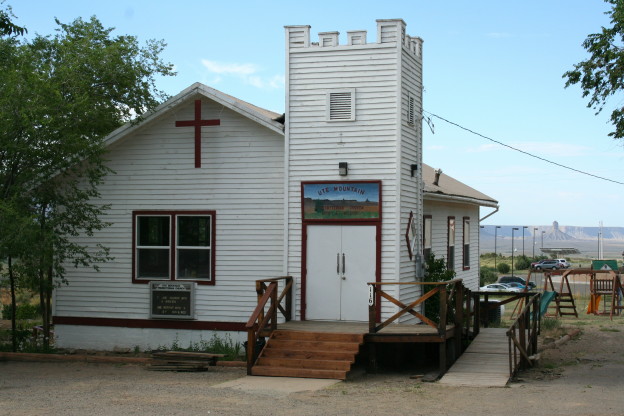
top-left (479, 206), bottom-right (499, 223)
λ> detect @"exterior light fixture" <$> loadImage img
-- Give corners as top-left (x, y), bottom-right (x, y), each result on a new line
top-left (339, 162), bottom-right (348, 176)
top-left (411, 164), bottom-right (418, 177)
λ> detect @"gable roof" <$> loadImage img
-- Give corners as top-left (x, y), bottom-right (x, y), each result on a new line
top-left (103, 83), bottom-right (285, 148)
top-left (98, 83), bottom-right (497, 210)
top-left (423, 163), bottom-right (498, 208)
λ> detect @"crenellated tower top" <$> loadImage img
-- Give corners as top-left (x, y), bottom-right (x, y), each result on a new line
top-left (285, 19), bottom-right (422, 58)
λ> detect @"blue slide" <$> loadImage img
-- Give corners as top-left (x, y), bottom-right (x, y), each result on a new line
top-left (540, 291), bottom-right (557, 317)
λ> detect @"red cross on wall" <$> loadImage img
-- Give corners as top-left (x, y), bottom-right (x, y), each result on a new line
top-left (175, 100), bottom-right (220, 168)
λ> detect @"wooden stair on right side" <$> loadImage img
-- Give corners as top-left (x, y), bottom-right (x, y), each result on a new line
top-left (251, 330), bottom-right (364, 380)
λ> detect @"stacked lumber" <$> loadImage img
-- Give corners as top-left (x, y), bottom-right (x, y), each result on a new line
top-left (148, 351), bottom-right (225, 372)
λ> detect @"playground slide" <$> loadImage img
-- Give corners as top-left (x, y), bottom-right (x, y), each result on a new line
top-left (540, 291), bottom-right (557, 317)
top-left (586, 295), bottom-right (601, 314)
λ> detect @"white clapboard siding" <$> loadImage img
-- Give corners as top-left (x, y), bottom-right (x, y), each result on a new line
top-left (54, 97), bottom-right (285, 322)
top-left (423, 201), bottom-right (480, 291)
top-left (285, 21), bottom-right (422, 321)
top-left (397, 38), bottom-right (425, 322)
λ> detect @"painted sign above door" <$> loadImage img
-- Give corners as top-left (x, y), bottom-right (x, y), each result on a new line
top-left (302, 181), bottom-right (381, 221)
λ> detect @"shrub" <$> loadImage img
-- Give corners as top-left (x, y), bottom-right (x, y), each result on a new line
top-left (423, 254), bottom-right (456, 322)
top-left (515, 255), bottom-right (531, 270)
top-left (497, 262), bottom-right (510, 274)
top-left (2, 303), bottom-right (41, 320)
top-left (480, 266), bottom-right (498, 286)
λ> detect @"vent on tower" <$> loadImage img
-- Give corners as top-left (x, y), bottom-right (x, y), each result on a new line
top-left (319, 32), bottom-right (339, 47)
top-left (347, 30), bottom-right (367, 45)
top-left (327, 89), bottom-right (356, 121)
top-left (407, 92), bottom-right (416, 125)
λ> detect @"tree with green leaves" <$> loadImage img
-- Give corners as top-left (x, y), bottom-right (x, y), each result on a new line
top-left (0, 3), bottom-right (26, 37)
top-left (0, 13), bottom-right (175, 350)
top-left (564, 0), bottom-right (624, 139)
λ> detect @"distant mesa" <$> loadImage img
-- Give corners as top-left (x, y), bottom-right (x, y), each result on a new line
top-left (549, 221), bottom-right (576, 241)
top-left (480, 220), bottom-right (624, 241)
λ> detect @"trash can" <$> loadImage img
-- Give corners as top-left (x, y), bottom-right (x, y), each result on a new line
top-left (244, 337), bottom-right (266, 357)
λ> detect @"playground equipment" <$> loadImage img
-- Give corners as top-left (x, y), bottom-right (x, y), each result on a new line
top-left (542, 270), bottom-right (578, 318)
top-left (587, 270), bottom-right (623, 319)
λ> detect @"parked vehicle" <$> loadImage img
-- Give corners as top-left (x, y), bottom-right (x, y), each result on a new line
top-left (498, 275), bottom-right (536, 289)
top-left (531, 259), bottom-right (561, 271)
top-left (479, 283), bottom-right (521, 292)
top-left (505, 282), bottom-right (526, 290)
top-left (555, 258), bottom-right (571, 268)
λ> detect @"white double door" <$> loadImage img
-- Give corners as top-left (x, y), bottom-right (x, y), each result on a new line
top-left (306, 225), bottom-right (376, 321)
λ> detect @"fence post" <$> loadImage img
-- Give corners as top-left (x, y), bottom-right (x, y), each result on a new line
top-left (270, 282), bottom-right (277, 331)
top-left (519, 311), bottom-right (527, 369)
top-left (439, 285), bottom-right (447, 336)
top-left (472, 292), bottom-right (480, 336)
top-left (368, 284), bottom-right (376, 333)
top-left (256, 281), bottom-right (265, 328)
top-left (285, 277), bottom-right (292, 321)
top-left (246, 326), bottom-right (256, 375)
top-left (454, 283), bottom-right (464, 358)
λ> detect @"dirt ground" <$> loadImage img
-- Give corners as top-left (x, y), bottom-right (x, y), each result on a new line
top-left (1, 316), bottom-right (624, 416)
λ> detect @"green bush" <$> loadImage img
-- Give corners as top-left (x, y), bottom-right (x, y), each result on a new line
top-left (423, 254), bottom-right (456, 322)
top-left (515, 255), bottom-right (531, 270)
top-left (497, 262), bottom-right (510, 274)
top-left (479, 266), bottom-right (498, 286)
top-left (2, 303), bottom-right (41, 320)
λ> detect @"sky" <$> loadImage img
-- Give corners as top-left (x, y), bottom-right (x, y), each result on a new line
top-left (8, 0), bottom-right (624, 227)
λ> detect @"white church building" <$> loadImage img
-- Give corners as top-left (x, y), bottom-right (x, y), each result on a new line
top-left (52, 19), bottom-right (498, 350)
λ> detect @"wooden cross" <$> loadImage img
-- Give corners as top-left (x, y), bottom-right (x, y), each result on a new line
top-left (175, 100), bottom-right (220, 168)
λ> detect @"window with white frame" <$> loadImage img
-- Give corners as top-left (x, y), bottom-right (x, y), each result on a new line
top-left (423, 215), bottom-right (432, 260)
top-left (447, 217), bottom-right (455, 270)
top-left (133, 211), bottom-right (215, 284)
top-left (463, 217), bottom-right (470, 270)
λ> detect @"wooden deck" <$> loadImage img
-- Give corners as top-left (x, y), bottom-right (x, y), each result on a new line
top-left (279, 320), bottom-right (454, 339)
top-left (438, 327), bottom-right (510, 387)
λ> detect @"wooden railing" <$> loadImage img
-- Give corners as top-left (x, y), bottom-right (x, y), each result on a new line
top-left (367, 279), bottom-right (474, 338)
top-left (245, 276), bottom-right (293, 374)
top-left (506, 293), bottom-right (541, 378)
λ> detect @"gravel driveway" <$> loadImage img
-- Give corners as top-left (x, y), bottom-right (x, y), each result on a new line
top-left (1, 322), bottom-right (624, 415)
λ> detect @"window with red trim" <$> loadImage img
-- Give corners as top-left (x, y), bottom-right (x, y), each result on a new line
top-left (133, 211), bottom-right (215, 284)
top-left (447, 217), bottom-right (455, 270)
top-left (462, 217), bottom-right (470, 270)
top-left (423, 215), bottom-right (432, 260)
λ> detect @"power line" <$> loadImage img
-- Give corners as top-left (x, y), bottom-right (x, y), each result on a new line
top-left (424, 111), bottom-right (624, 186)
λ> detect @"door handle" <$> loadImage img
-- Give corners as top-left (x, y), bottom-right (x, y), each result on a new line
top-left (337, 253), bottom-right (340, 275)
top-left (342, 253), bottom-right (346, 276)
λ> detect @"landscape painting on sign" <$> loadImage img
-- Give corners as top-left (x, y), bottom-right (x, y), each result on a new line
top-left (302, 182), bottom-right (380, 220)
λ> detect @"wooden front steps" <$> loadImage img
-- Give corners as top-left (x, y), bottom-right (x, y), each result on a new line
top-left (251, 330), bottom-right (364, 380)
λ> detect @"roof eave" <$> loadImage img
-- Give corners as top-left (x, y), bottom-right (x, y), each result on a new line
top-left (424, 191), bottom-right (499, 208)
top-left (104, 83), bottom-right (285, 148)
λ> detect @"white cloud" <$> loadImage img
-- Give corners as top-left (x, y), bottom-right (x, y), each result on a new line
top-left (200, 59), bottom-right (284, 90)
top-left (201, 60), bottom-right (258, 75)
top-left (486, 32), bottom-right (512, 39)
